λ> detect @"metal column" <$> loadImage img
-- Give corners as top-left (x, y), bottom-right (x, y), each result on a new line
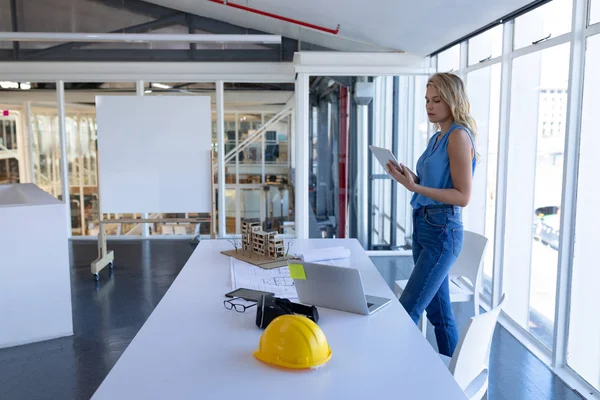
top-left (316, 100), bottom-right (330, 218)
top-left (56, 80), bottom-right (71, 237)
top-left (337, 86), bottom-right (349, 238)
top-left (355, 79), bottom-right (369, 248)
top-left (348, 92), bottom-right (359, 240)
top-left (390, 77), bottom-right (400, 248)
top-left (136, 80), bottom-right (150, 237)
top-left (10, 0), bottom-right (19, 59)
top-left (366, 98), bottom-right (374, 250)
top-left (216, 80), bottom-right (226, 237)
top-left (295, 73), bottom-right (309, 239)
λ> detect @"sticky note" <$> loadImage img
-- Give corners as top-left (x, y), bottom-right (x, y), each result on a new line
top-left (289, 263), bottom-right (306, 280)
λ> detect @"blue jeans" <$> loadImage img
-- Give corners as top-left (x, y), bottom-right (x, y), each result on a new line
top-left (399, 204), bottom-right (464, 357)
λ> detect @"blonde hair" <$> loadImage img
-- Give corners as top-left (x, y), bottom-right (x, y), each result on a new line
top-left (427, 73), bottom-right (479, 160)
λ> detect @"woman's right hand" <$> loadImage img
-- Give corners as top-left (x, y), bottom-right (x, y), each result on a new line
top-left (401, 163), bottom-right (419, 184)
top-left (387, 161), bottom-right (419, 191)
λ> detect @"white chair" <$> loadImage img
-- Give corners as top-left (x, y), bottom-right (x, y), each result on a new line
top-left (394, 230), bottom-right (488, 334)
top-left (160, 225), bottom-right (175, 235)
top-left (173, 225), bottom-right (188, 235)
top-left (439, 294), bottom-right (506, 400)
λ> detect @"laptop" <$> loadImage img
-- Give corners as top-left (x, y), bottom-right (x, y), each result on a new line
top-left (290, 261), bottom-right (392, 315)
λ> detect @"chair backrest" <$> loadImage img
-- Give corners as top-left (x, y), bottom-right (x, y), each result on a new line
top-left (449, 294), bottom-right (506, 397)
top-left (449, 230), bottom-right (488, 288)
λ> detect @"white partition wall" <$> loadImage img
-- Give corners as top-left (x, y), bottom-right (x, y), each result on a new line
top-left (0, 183), bottom-right (72, 349)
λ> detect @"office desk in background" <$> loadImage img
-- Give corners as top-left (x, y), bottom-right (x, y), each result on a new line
top-left (92, 239), bottom-right (467, 400)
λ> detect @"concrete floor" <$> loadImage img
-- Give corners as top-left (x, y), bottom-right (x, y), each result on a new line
top-left (0, 240), bottom-right (584, 400)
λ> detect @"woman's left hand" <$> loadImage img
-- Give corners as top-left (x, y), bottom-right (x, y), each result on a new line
top-left (387, 161), bottom-right (417, 192)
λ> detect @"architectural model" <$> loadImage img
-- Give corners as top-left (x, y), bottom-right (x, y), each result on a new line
top-left (241, 220), bottom-right (285, 259)
top-left (222, 219), bottom-right (292, 269)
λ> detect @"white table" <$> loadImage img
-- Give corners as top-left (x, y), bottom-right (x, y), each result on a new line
top-left (92, 239), bottom-right (466, 400)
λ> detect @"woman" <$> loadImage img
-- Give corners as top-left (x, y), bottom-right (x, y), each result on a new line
top-left (386, 72), bottom-right (477, 357)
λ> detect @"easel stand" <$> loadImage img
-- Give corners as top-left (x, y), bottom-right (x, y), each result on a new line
top-left (91, 150), bottom-right (217, 281)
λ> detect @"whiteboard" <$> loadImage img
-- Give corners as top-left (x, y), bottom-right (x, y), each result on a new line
top-left (96, 96), bottom-right (212, 214)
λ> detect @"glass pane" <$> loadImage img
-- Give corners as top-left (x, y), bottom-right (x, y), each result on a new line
top-left (466, 63), bottom-right (502, 301)
top-left (223, 82), bottom-right (294, 235)
top-left (65, 83), bottom-right (136, 236)
top-left (370, 77), bottom-right (394, 248)
top-left (468, 25), bottom-right (503, 65)
top-left (514, 0), bottom-right (573, 50)
top-left (504, 43), bottom-right (570, 349)
top-left (0, 158), bottom-right (19, 184)
top-left (567, 33), bottom-right (600, 392)
top-left (395, 77), bottom-right (410, 245)
top-left (225, 189), bottom-right (237, 234)
top-left (31, 98), bottom-right (60, 199)
top-left (437, 44), bottom-right (460, 72)
top-left (413, 76), bottom-right (430, 162)
top-left (590, 0), bottom-right (600, 25)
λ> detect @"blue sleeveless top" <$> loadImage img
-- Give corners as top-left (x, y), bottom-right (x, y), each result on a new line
top-left (410, 122), bottom-right (476, 210)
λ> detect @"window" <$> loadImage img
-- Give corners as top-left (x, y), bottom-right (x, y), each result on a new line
top-left (371, 77), bottom-right (394, 248)
top-left (465, 63), bottom-right (501, 301)
top-left (513, 0), bottom-right (573, 49)
top-left (395, 76), bottom-right (410, 244)
top-left (591, 0), bottom-right (600, 25)
top-left (567, 33), bottom-right (600, 392)
top-left (503, 43), bottom-right (570, 350)
top-left (437, 44), bottom-right (460, 72)
top-left (468, 25), bottom-right (503, 65)
top-left (0, 158), bottom-right (19, 184)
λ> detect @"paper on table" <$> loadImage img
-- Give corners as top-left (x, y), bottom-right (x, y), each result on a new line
top-left (295, 246), bottom-right (351, 264)
top-left (230, 258), bottom-right (298, 299)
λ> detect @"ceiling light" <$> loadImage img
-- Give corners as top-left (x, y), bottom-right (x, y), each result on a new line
top-left (151, 83), bottom-right (171, 89)
top-left (0, 81), bottom-right (19, 89)
top-left (0, 32), bottom-right (281, 45)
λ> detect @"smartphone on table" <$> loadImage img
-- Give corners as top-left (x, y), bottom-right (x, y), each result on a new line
top-left (225, 288), bottom-right (275, 302)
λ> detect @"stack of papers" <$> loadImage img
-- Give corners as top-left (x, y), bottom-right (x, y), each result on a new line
top-left (295, 246), bottom-right (351, 266)
top-left (229, 246), bottom-right (352, 300)
top-left (230, 258), bottom-right (298, 299)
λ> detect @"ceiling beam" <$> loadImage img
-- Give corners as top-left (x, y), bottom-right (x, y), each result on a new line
top-left (10, 0), bottom-right (19, 60)
top-left (20, 13), bottom-right (188, 60)
top-left (0, 49), bottom-right (284, 62)
top-left (190, 14), bottom-right (266, 36)
top-left (91, 0), bottom-right (177, 19)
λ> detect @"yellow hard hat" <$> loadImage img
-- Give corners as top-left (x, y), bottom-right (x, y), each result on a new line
top-left (253, 314), bottom-right (332, 369)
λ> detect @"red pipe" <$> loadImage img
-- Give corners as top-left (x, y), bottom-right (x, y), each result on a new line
top-left (207, 0), bottom-right (340, 35)
top-left (338, 86), bottom-right (349, 238)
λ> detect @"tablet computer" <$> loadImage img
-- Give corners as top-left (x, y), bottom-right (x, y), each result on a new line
top-left (369, 145), bottom-right (402, 173)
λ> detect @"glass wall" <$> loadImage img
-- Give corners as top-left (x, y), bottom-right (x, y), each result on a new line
top-left (437, 44), bottom-right (461, 72)
top-left (223, 83), bottom-right (294, 236)
top-left (567, 32), bottom-right (600, 392)
top-left (394, 75), bottom-right (431, 249)
top-left (591, 0), bottom-right (600, 25)
top-left (0, 115), bottom-right (21, 184)
top-left (465, 64), bottom-right (501, 301)
top-left (468, 25), bottom-right (503, 65)
top-left (64, 83), bottom-right (136, 236)
top-left (504, 43), bottom-right (570, 349)
top-left (435, 0), bottom-right (600, 394)
top-left (145, 82), bottom-right (216, 237)
top-left (307, 75), bottom-right (430, 249)
top-left (371, 77), bottom-right (394, 248)
top-left (513, 0), bottom-right (573, 49)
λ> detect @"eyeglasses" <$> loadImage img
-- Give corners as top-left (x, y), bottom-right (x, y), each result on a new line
top-left (223, 297), bottom-right (257, 313)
